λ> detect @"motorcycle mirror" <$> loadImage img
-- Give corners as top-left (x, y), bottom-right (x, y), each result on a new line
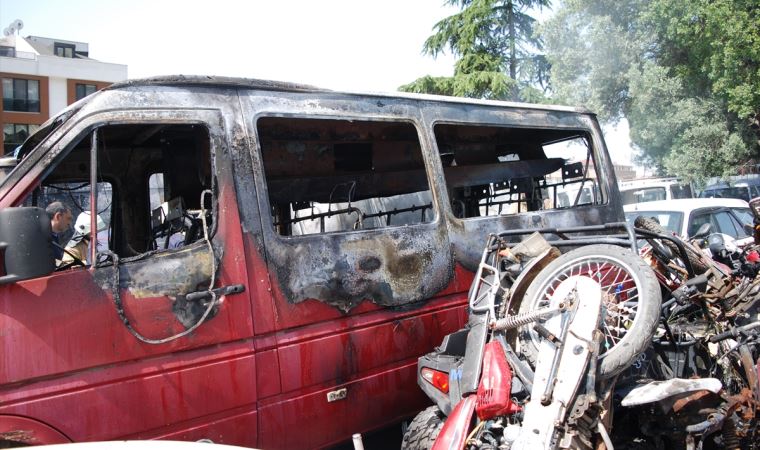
top-left (692, 223), bottom-right (712, 239)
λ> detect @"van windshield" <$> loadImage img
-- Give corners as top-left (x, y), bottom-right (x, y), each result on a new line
top-left (0, 106), bottom-right (79, 186)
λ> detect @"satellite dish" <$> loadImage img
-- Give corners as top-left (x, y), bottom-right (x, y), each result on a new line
top-left (3, 28), bottom-right (11, 37)
top-left (12, 19), bottom-right (23, 31)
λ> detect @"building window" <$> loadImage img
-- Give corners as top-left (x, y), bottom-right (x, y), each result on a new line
top-left (2, 78), bottom-right (40, 112)
top-left (75, 83), bottom-right (97, 101)
top-left (0, 46), bottom-right (15, 57)
top-left (3, 123), bottom-right (39, 155)
top-left (54, 43), bottom-right (75, 58)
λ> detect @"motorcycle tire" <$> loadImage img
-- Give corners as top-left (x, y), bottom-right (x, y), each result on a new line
top-left (400, 405), bottom-right (445, 450)
top-left (517, 244), bottom-right (662, 379)
top-left (633, 215), bottom-right (709, 274)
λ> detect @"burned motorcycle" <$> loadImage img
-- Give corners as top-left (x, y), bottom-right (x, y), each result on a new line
top-left (609, 216), bottom-right (760, 450)
top-left (402, 224), bottom-right (662, 450)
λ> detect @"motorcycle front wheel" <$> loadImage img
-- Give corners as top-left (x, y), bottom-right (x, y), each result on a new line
top-left (517, 244), bottom-right (661, 379)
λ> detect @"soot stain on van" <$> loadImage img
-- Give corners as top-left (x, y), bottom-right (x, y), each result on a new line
top-left (93, 242), bottom-right (214, 298)
top-left (269, 229), bottom-right (453, 312)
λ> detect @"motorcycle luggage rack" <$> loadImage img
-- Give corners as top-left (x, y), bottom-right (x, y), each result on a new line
top-left (497, 221), bottom-right (637, 251)
top-left (495, 221), bottom-right (699, 277)
top-left (468, 234), bottom-right (506, 317)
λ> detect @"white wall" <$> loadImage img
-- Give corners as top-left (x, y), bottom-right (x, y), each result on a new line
top-left (0, 54), bottom-right (127, 82)
top-left (36, 55), bottom-right (127, 82)
top-left (48, 76), bottom-right (68, 113)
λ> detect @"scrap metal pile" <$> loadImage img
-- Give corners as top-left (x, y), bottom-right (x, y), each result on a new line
top-left (402, 202), bottom-right (760, 450)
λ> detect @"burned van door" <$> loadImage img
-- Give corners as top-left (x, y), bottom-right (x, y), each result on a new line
top-left (239, 93), bottom-right (465, 449)
top-left (0, 107), bottom-right (257, 446)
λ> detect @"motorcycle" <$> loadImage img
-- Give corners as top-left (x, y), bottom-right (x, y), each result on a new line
top-left (403, 224), bottom-right (662, 450)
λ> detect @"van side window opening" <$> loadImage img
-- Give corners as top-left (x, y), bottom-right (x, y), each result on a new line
top-left (22, 123), bottom-right (214, 263)
top-left (433, 124), bottom-right (602, 218)
top-left (257, 117), bottom-right (434, 236)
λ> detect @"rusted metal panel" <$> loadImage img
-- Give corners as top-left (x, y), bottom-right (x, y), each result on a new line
top-left (0, 416), bottom-right (71, 445)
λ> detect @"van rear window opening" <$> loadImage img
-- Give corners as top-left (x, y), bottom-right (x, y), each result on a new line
top-left (433, 124), bottom-right (602, 218)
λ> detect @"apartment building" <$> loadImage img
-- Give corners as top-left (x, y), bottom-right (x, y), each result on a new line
top-left (0, 32), bottom-right (127, 154)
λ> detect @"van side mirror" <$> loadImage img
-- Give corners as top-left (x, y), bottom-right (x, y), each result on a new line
top-left (0, 207), bottom-right (55, 285)
top-left (692, 223), bottom-right (713, 240)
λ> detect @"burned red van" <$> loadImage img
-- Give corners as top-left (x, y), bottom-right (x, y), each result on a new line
top-left (0, 76), bottom-right (623, 448)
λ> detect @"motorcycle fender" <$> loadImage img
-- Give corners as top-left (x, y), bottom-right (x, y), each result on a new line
top-left (507, 247), bottom-right (560, 313)
top-left (432, 395), bottom-right (477, 450)
top-left (620, 378), bottom-right (722, 407)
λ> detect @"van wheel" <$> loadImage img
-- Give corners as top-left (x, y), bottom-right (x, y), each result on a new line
top-left (517, 244), bottom-right (661, 379)
top-left (401, 406), bottom-right (445, 450)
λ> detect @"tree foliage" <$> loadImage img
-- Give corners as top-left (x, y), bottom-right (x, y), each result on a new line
top-left (542, 0), bottom-right (760, 183)
top-left (399, 0), bottom-right (550, 101)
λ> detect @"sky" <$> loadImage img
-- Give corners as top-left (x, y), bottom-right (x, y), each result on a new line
top-left (0, 0), bottom-right (636, 166)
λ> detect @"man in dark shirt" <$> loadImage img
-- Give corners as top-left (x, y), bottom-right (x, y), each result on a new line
top-left (46, 202), bottom-right (73, 260)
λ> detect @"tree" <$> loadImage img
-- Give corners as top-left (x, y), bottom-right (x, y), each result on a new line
top-left (645, 0), bottom-right (760, 122)
top-left (541, 0), bottom-right (759, 183)
top-left (400, 0), bottom-right (551, 101)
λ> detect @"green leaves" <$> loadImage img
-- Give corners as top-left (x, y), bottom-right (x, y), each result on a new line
top-left (543, 0), bottom-right (759, 181)
top-left (400, 0), bottom-right (551, 102)
top-left (398, 71), bottom-right (516, 100)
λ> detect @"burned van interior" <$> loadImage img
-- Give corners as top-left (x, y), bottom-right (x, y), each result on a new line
top-left (434, 124), bottom-right (603, 218)
top-left (23, 123), bottom-right (213, 265)
top-left (258, 117), bottom-right (434, 236)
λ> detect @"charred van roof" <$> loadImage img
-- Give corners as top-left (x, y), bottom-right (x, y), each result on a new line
top-left (105, 75), bottom-right (593, 115)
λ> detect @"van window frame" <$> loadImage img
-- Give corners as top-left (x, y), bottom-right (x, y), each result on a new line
top-left (428, 119), bottom-right (608, 223)
top-left (6, 109), bottom-right (225, 262)
top-left (252, 112), bottom-right (439, 241)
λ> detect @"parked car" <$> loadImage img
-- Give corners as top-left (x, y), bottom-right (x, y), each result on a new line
top-left (624, 198), bottom-right (753, 241)
top-left (618, 177), bottom-right (693, 205)
top-left (698, 175), bottom-right (760, 202)
top-left (0, 76), bottom-right (624, 449)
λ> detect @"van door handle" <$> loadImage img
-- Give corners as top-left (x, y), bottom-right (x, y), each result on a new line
top-left (185, 284), bottom-right (245, 302)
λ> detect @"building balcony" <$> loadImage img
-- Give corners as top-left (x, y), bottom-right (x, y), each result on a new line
top-left (0, 48), bottom-right (37, 60)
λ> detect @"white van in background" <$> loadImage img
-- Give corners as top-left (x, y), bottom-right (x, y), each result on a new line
top-left (619, 177), bottom-right (693, 205)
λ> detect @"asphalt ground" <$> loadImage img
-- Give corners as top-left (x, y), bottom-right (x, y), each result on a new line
top-left (329, 422), bottom-right (404, 450)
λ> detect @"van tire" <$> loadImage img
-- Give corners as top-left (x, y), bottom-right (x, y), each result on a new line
top-left (517, 244), bottom-right (661, 379)
top-left (401, 405), bottom-right (445, 450)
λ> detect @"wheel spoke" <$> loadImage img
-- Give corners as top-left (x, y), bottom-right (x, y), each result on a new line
top-left (527, 256), bottom-right (641, 359)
